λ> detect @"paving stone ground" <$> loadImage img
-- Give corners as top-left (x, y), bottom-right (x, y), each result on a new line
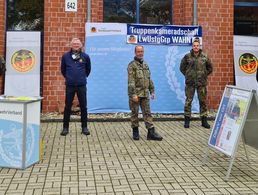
top-left (1, 121), bottom-right (258, 195)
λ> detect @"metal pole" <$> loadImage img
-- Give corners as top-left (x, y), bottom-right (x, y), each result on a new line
top-left (242, 135), bottom-right (250, 164)
top-left (193, 0), bottom-right (197, 25)
top-left (136, 0), bottom-right (140, 23)
top-left (87, 0), bottom-right (91, 22)
top-left (171, 0), bottom-right (173, 24)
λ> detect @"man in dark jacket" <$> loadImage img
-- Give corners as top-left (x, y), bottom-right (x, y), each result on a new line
top-left (60, 38), bottom-right (91, 136)
top-left (180, 38), bottom-right (213, 129)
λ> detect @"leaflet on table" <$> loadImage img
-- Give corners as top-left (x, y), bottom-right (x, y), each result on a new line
top-left (0, 96), bottom-right (42, 101)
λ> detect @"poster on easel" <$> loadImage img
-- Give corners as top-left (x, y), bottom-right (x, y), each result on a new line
top-left (208, 85), bottom-right (252, 157)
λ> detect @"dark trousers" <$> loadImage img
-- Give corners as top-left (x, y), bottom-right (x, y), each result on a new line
top-left (63, 85), bottom-right (87, 129)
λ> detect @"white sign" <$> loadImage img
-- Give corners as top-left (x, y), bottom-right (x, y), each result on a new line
top-left (233, 35), bottom-right (258, 95)
top-left (65, 0), bottom-right (77, 12)
top-left (5, 31), bottom-right (41, 97)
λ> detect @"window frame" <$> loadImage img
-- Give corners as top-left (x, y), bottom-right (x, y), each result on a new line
top-left (234, 1), bottom-right (258, 35)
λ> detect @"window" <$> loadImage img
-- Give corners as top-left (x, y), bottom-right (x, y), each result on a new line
top-left (7, 0), bottom-right (44, 31)
top-left (104, 0), bottom-right (172, 24)
top-left (104, 0), bottom-right (136, 23)
top-left (140, 0), bottom-right (171, 24)
top-left (234, 1), bottom-right (258, 35)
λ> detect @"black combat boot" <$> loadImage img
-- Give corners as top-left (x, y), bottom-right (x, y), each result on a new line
top-left (60, 127), bottom-right (69, 136)
top-left (147, 127), bottom-right (163, 141)
top-left (132, 127), bottom-right (139, 140)
top-left (201, 117), bottom-right (210, 129)
top-left (82, 127), bottom-right (90, 135)
top-left (184, 116), bottom-right (190, 128)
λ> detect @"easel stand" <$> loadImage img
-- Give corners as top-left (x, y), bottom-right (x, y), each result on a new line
top-left (203, 86), bottom-right (258, 181)
top-left (203, 136), bottom-right (250, 181)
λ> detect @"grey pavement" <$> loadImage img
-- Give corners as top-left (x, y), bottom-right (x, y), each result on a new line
top-left (1, 120), bottom-right (258, 195)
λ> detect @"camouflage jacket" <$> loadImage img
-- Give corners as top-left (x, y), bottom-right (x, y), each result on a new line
top-left (180, 49), bottom-right (213, 86)
top-left (128, 58), bottom-right (154, 98)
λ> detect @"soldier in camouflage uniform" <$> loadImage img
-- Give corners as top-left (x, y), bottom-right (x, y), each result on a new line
top-left (256, 68), bottom-right (258, 82)
top-left (128, 45), bottom-right (162, 141)
top-left (0, 56), bottom-right (5, 76)
top-left (180, 38), bottom-right (213, 128)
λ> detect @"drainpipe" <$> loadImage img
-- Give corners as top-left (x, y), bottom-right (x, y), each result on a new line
top-left (87, 0), bottom-right (91, 22)
top-left (193, 0), bottom-right (197, 25)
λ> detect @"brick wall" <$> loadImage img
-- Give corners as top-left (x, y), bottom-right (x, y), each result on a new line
top-left (173, 0), bottom-right (234, 109)
top-left (43, 0), bottom-right (103, 112)
top-left (91, 0), bottom-right (103, 22)
top-left (0, 0), bottom-right (5, 94)
top-left (199, 0), bottom-right (234, 109)
top-left (173, 1), bottom-right (193, 25)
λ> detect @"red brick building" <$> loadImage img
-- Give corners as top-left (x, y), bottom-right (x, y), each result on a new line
top-left (0, 0), bottom-right (235, 113)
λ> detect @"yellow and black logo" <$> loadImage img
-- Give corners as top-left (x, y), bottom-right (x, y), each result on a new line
top-left (11, 49), bottom-right (36, 73)
top-left (91, 27), bottom-right (97, 33)
top-left (239, 53), bottom-right (257, 74)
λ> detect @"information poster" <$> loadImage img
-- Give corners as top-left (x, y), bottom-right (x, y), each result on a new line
top-left (209, 86), bottom-right (251, 156)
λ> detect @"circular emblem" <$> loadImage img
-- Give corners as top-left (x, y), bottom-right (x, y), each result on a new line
top-left (239, 53), bottom-right (258, 74)
top-left (91, 27), bottom-right (97, 33)
top-left (11, 49), bottom-right (36, 72)
top-left (128, 35), bottom-right (137, 44)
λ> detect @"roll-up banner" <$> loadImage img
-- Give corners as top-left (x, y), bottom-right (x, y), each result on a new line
top-left (234, 35), bottom-right (258, 94)
top-left (86, 23), bottom-right (202, 113)
top-left (5, 31), bottom-right (41, 97)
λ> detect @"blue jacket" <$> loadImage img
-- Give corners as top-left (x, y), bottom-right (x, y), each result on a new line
top-left (61, 51), bottom-right (91, 86)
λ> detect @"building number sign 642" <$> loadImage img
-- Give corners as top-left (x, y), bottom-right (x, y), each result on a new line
top-left (65, 0), bottom-right (77, 12)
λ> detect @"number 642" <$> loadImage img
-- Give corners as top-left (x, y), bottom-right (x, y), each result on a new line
top-left (67, 2), bottom-right (75, 9)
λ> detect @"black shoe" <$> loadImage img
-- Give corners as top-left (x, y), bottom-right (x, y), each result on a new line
top-left (201, 117), bottom-right (210, 129)
top-left (60, 128), bottom-right (69, 136)
top-left (82, 127), bottom-right (90, 135)
top-left (147, 127), bottom-right (163, 141)
top-left (184, 116), bottom-right (190, 128)
top-left (132, 127), bottom-right (139, 140)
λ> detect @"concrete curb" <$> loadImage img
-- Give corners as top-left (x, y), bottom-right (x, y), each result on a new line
top-left (41, 116), bottom-right (216, 123)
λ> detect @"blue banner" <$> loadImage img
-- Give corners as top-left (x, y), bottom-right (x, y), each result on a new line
top-left (127, 24), bottom-right (202, 46)
top-left (85, 23), bottom-right (200, 113)
top-left (209, 95), bottom-right (229, 146)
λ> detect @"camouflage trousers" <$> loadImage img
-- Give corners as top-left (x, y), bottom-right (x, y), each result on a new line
top-left (129, 97), bottom-right (154, 129)
top-left (184, 85), bottom-right (208, 117)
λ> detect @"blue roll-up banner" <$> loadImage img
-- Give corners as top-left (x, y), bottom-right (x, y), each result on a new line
top-left (85, 23), bottom-right (202, 113)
